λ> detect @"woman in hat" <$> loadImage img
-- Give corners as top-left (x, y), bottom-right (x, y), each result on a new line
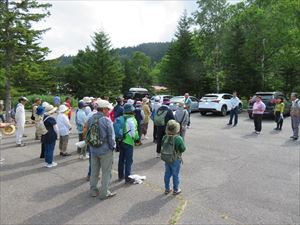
top-left (41, 103), bottom-right (59, 168)
top-left (57, 105), bottom-right (72, 157)
top-left (141, 97), bottom-right (150, 140)
top-left (35, 106), bottom-right (46, 158)
top-left (162, 120), bottom-right (186, 195)
top-left (174, 102), bottom-right (189, 140)
top-left (134, 101), bottom-right (145, 146)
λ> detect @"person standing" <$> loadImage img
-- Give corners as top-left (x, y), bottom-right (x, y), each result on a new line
top-left (154, 104), bottom-right (174, 158)
top-left (42, 104), bottom-right (58, 168)
top-left (32, 98), bottom-right (42, 140)
top-left (252, 96), bottom-right (266, 134)
top-left (114, 97), bottom-right (124, 119)
top-left (83, 97), bottom-right (92, 116)
top-left (0, 100), bottom-right (5, 122)
top-left (141, 97), bottom-right (151, 140)
top-left (57, 105), bottom-right (72, 156)
top-left (162, 120), bottom-right (186, 195)
top-left (184, 93), bottom-right (192, 127)
top-left (53, 95), bottom-right (60, 108)
top-left (134, 101), bottom-right (145, 146)
top-left (227, 91), bottom-right (240, 127)
top-left (274, 97), bottom-right (285, 131)
top-left (76, 101), bottom-right (88, 159)
top-left (290, 93), bottom-right (300, 141)
top-left (174, 102), bottom-right (189, 140)
top-left (118, 103), bottom-right (139, 183)
top-left (151, 96), bottom-right (161, 143)
top-left (64, 96), bottom-right (72, 120)
top-left (15, 96), bottom-right (28, 147)
top-left (87, 100), bottom-right (116, 199)
top-left (35, 106), bottom-right (46, 159)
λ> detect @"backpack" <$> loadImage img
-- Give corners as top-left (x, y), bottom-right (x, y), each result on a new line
top-left (86, 114), bottom-right (103, 147)
top-left (154, 109), bottom-right (167, 126)
top-left (114, 116), bottom-right (125, 141)
top-left (36, 116), bottom-right (50, 136)
top-left (161, 135), bottom-right (180, 164)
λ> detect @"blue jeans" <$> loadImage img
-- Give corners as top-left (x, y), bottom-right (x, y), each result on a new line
top-left (229, 107), bottom-right (238, 125)
top-left (45, 142), bottom-right (56, 164)
top-left (118, 142), bottom-right (133, 181)
top-left (164, 159), bottom-right (181, 192)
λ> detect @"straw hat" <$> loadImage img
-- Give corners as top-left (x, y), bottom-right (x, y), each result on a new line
top-left (166, 120), bottom-right (180, 135)
top-left (45, 104), bottom-right (57, 115)
top-left (83, 97), bottom-right (92, 103)
top-left (1, 124), bottom-right (16, 136)
top-left (97, 100), bottom-right (113, 110)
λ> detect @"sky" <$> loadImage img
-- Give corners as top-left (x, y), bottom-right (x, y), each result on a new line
top-left (36, 0), bottom-right (240, 59)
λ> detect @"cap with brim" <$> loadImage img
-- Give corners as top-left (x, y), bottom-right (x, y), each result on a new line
top-left (166, 120), bottom-right (180, 135)
top-left (58, 104), bottom-right (68, 113)
top-left (98, 100), bottom-right (113, 110)
top-left (45, 104), bottom-right (57, 115)
top-left (36, 106), bottom-right (45, 116)
top-left (124, 103), bottom-right (135, 114)
top-left (19, 96), bottom-right (28, 102)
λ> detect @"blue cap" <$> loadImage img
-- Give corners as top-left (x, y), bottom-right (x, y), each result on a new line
top-left (78, 101), bottom-right (87, 109)
top-left (124, 103), bottom-right (135, 114)
top-left (36, 106), bottom-right (45, 115)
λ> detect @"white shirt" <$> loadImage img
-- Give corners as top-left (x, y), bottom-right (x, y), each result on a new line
top-left (15, 103), bottom-right (25, 126)
top-left (292, 99), bottom-right (300, 107)
top-left (230, 97), bottom-right (240, 109)
top-left (56, 113), bottom-right (72, 136)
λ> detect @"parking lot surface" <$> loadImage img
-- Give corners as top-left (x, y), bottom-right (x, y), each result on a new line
top-left (1, 112), bottom-right (299, 225)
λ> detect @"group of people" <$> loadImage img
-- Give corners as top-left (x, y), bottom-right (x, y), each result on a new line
top-left (226, 92), bottom-right (300, 140)
top-left (1, 91), bottom-right (299, 199)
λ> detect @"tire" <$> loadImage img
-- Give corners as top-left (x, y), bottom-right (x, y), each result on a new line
top-left (200, 112), bottom-right (207, 116)
top-left (221, 106), bottom-right (227, 116)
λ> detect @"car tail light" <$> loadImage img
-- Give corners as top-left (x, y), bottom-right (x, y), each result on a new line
top-left (212, 100), bottom-right (220, 103)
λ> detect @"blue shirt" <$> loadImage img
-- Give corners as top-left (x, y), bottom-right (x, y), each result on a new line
top-left (76, 109), bottom-right (87, 133)
top-left (53, 96), bottom-right (60, 105)
top-left (87, 112), bottom-right (116, 156)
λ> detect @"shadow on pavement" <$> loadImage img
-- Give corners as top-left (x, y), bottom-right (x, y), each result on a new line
top-left (31, 178), bottom-right (86, 202)
top-left (22, 191), bottom-right (98, 225)
top-left (281, 140), bottom-right (300, 147)
top-left (241, 133), bottom-right (259, 139)
top-left (0, 158), bottom-right (80, 182)
top-left (0, 157), bottom-right (42, 171)
top-left (134, 157), bottom-right (160, 172)
top-left (120, 194), bottom-right (173, 224)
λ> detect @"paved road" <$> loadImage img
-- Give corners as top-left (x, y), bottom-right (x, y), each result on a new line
top-left (0, 112), bottom-right (299, 225)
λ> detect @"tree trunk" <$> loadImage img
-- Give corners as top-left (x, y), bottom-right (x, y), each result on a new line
top-left (5, 77), bottom-right (12, 123)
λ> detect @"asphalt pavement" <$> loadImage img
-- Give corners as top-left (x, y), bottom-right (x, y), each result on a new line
top-left (0, 112), bottom-right (299, 225)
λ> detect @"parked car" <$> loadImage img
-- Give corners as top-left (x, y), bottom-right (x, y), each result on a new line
top-left (124, 87), bottom-right (149, 102)
top-left (169, 96), bottom-right (199, 112)
top-left (198, 93), bottom-right (243, 116)
top-left (150, 95), bottom-right (173, 106)
top-left (247, 92), bottom-right (291, 119)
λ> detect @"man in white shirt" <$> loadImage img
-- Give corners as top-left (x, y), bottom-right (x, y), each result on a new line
top-left (227, 91), bottom-right (240, 127)
top-left (15, 96), bottom-right (28, 147)
top-left (290, 93), bottom-right (300, 141)
top-left (57, 105), bottom-right (72, 156)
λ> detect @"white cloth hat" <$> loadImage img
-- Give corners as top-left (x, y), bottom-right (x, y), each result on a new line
top-left (97, 100), bottom-right (113, 110)
top-left (45, 104), bottom-right (57, 115)
top-left (127, 99), bottom-right (135, 105)
top-left (58, 104), bottom-right (68, 113)
top-left (42, 102), bottom-right (50, 108)
top-left (83, 97), bottom-right (92, 103)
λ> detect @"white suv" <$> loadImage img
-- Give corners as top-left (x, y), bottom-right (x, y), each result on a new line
top-left (198, 93), bottom-right (243, 116)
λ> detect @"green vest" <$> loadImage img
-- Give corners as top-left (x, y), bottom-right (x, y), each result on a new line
top-left (123, 115), bottom-right (139, 146)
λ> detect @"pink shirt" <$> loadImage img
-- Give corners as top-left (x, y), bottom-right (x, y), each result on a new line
top-left (253, 101), bottom-right (266, 114)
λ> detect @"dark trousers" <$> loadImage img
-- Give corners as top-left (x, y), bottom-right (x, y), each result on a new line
top-left (153, 125), bottom-right (158, 142)
top-left (275, 112), bottom-right (283, 129)
top-left (0, 114), bottom-right (4, 122)
top-left (40, 142), bottom-right (45, 158)
top-left (229, 107), bottom-right (238, 125)
top-left (156, 126), bottom-right (166, 154)
top-left (253, 114), bottom-right (263, 132)
top-left (187, 112), bottom-right (191, 126)
top-left (45, 142), bottom-right (56, 164)
top-left (118, 142), bottom-right (133, 181)
top-left (87, 146), bottom-right (91, 176)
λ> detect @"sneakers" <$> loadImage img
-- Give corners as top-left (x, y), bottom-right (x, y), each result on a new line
top-left (79, 154), bottom-right (89, 159)
top-left (156, 153), bottom-right (161, 158)
top-left (255, 131), bottom-right (261, 134)
top-left (173, 189), bottom-right (182, 195)
top-left (144, 136), bottom-right (149, 140)
top-left (89, 189), bottom-right (99, 197)
top-left (125, 177), bottom-right (135, 184)
top-left (100, 191), bottom-right (116, 200)
top-left (45, 162), bottom-right (58, 168)
top-left (164, 189), bottom-right (172, 195)
top-left (79, 155), bottom-right (83, 159)
top-left (60, 152), bottom-right (71, 157)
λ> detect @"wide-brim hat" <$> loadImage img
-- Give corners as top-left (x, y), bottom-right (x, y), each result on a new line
top-left (19, 96), bottom-right (28, 102)
top-left (58, 104), bottom-right (68, 113)
top-left (166, 120), bottom-right (180, 135)
top-left (98, 100), bottom-right (113, 110)
top-left (124, 103), bottom-right (135, 114)
top-left (45, 104), bottom-right (57, 115)
top-left (1, 124), bottom-right (16, 136)
top-left (36, 106), bottom-right (45, 116)
top-left (83, 96), bottom-right (92, 103)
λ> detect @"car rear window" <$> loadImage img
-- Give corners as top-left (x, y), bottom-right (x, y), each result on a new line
top-left (252, 95), bottom-right (273, 101)
top-left (202, 95), bottom-right (218, 100)
top-left (171, 96), bottom-right (184, 102)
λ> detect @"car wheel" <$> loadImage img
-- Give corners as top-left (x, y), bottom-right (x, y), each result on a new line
top-left (221, 106), bottom-right (227, 116)
top-left (200, 112), bottom-right (207, 116)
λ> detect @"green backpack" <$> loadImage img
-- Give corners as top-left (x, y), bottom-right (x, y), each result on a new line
top-left (161, 135), bottom-right (180, 164)
top-left (86, 115), bottom-right (103, 148)
top-left (154, 110), bottom-right (167, 126)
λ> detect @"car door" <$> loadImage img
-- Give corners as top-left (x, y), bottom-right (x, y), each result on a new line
top-left (223, 95), bottom-right (232, 111)
top-left (190, 97), bottom-right (199, 112)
